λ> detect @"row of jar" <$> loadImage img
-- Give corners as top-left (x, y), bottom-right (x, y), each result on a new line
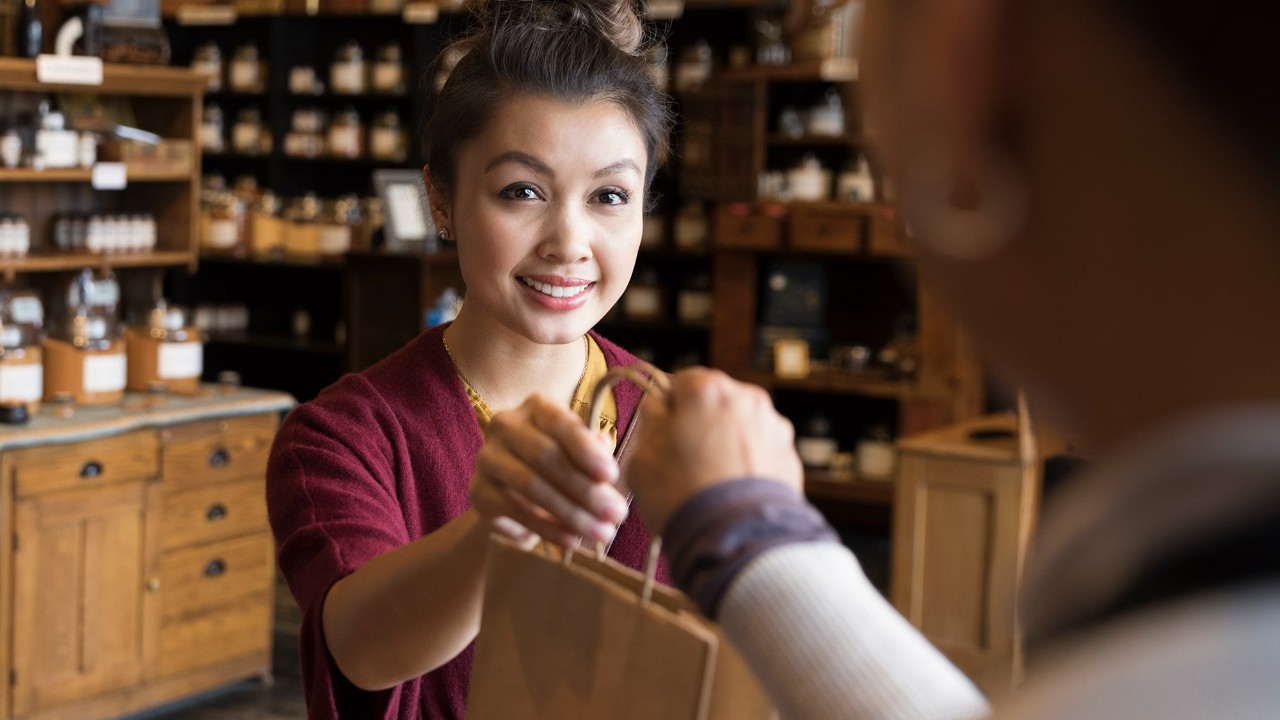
top-left (51, 213), bottom-right (159, 255)
top-left (201, 186), bottom-right (376, 258)
top-left (1, 100), bottom-right (99, 170)
top-left (190, 40), bottom-right (407, 96)
top-left (0, 275), bottom-right (203, 421)
top-left (0, 216), bottom-right (32, 258)
top-left (200, 104), bottom-right (409, 161)
top-left (758, 154), bottom-right (877, 203)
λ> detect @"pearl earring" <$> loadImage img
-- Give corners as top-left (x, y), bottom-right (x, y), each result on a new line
top-left (900, 137), bottom-right (1028, 261)
top-left (439, 227), bottom-right (450, 242)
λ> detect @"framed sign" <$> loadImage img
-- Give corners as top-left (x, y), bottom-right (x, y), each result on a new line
top-left (374, 169), bottom-right (438, 251)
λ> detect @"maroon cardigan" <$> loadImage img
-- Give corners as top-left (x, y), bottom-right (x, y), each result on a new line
top-left (267, 324), bottom-right (667, 719)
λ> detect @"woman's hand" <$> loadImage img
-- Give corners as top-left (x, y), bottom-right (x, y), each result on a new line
top-left (624, 368), bottom-right (804, 534)
top-left (470, 394), bottom-right (630, 548)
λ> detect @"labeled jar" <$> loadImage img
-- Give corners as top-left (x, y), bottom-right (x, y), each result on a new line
top-left (327, 106), bottom-right (364, 159)
top-left (232, 106), bottom-right (265, 155)
top-left (125, 301), bottom-right (202, 396)
top-left (623, 265), bottom-right (665, 320)
top-left (202, 191), bottom-right (246, 253)
top-left (284, 192), bottom-right (322, 255)
top-left (330, 41), bottom-right (366, 95)
top-left (369, 109), bottom-right (406, 161)
top-left (371, 42), bottom-right (405, 94)
top-left (229, 44), bottom-right (263, 92)
top-left (289, 65), bottom-right (322, 95)
top-left (797, 413), bottom-right (838, 469)
top-left (250, 190), bottom-right (285, 256)
top-left (787, 153), bottom-right (830, 202)
top-left (0, 293), bottom-right (44, 415)
top-left (191, 41), bottom-right (223, 92)
top-left (807, 88), bottom-right (845, 137)
top-left (201, 102), bottom-right (225, 153)
top-left (43, 289), bottom-right (125, 408)
top-left (0, 216), bottom-right (31, 258)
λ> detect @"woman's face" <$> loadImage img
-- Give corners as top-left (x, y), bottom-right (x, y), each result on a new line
top-left (437, 94), bottom-right (647, 346)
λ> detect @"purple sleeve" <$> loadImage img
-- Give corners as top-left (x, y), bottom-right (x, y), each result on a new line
top-left (661, 479), bottom-right (840, 619)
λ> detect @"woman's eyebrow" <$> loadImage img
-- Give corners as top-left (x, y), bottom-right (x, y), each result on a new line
top-left (485, 150), bottom-right (553, 176)
top-left (594, 159), bottom-right (641, 178)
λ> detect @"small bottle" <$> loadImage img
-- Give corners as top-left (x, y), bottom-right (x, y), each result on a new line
top-left (806, 87), bottom-right (845, 137)
top-left (371, 42), bottom-right (405, 95)
top-left (77, 131), bottom-right (96, 168)
top-left (369, 109), bottom-right (406, 161)
top-left (200, 102), bottom-right (225, 154)
top-left (203, 192), bottom-right (245, 253)
top-left (191, 41), bottom-right (223, 92)
top-left (16, 0), bottom-right (42, 59)
top-left (787, 153), bottom-right (830, 202)
top-left (797, 412), bottom-right (839, 470)
top-left (837, 154), bottom-right (876, 203)
top-left (330, 41), bottom-right (366, 95)
top-left (327, 106), bottom-right (363, 159)
top-left (229, 44), bottom-right (262, 92)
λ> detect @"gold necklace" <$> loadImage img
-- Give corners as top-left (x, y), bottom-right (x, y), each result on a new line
top-left (443, 331), bottom-right (590, 415)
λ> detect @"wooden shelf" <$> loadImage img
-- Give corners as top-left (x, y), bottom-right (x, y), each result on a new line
top-left (199, 252), bottom-right (345, 269)
top-left (738, 368), bottom-right (915, 400)
top-left (767, 133), bottom-right (863, 146)
top-left (805, 469), bottom-right (895, 506)
top-left (0, 58), bottom-right (206, 96)
top-left (205, 331), bottom-right (342, 356)
top-left (0, 167), bottom-right (193, 183)
top-left (720, 58), bottom-right (859, 83)
top-left (0, 250), bottom-right (193, 275)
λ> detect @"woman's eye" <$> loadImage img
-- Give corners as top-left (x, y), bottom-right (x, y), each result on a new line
top-left (595, 188), bottom-right (631, 206)
top-left (499, 184), bottom-right (540, 201)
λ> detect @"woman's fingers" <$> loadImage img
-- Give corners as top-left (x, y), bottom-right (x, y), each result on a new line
top-left (474, 445), bottom-right (617, 543)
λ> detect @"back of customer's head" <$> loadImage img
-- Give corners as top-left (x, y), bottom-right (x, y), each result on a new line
top-left (424, 0), bottom-right (673, 204)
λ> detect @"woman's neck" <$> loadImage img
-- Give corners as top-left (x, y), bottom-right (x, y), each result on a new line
top-left (443, 309), bottom-right (588, 413)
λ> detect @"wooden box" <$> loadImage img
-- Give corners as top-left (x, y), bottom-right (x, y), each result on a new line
top-left (788, 203), bottom-right (865, 253)
top-left (713, 202), bottom-right (784, 250)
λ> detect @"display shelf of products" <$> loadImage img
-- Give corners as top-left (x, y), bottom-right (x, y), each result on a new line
top-left (0, 250), bottom-right (193, 276)
top-left (0, 167), bottom-right (194, 183)
top-left (737, 368), bottom-right (916, 401)
top-left (804, 468), bottom-right (895, 507)
top-left (205, 330), bottom-right (342, 356)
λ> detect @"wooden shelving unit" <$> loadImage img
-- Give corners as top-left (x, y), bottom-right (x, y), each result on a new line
top-left (804, 469), bottom-right (895, 507)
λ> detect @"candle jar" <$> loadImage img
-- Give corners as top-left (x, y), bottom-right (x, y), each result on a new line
top-left (191, 41), bottom-right (223, 92)
top-left (229, 44), bottom-right (263, 93)
top-left (330, 41), bottom-right (366, 95)
top-left (371, 42), bottom-right (405, 95)
top-left (327, 106), bottom-right (364, 159)
top-left (368, 109), bottom-right (406, 161)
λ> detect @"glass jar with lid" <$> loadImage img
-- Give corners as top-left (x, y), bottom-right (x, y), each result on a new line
top-left (191, 41), bottom-right (223, 92)
top-left (369, 109), bottom-right (406, 161)
top-left (330, 41), bottom-right (366, 95)
top-left (317, 195), bottom-right (361, 256)
top-left (250, 190), bottom-right (285, 256)
top-left (232, 106), bottom-right (265, 155)
top-left (201, 190), bottom-right (246, 255)
top-left (229, 44), bottom-right (263, 92)
top-left (125, 298), bottom-right (202, 396)
top-left (371, 42), bottom-right (405, 94)
top-left (284, 192), bottom-right (323, 256)
top-left (327, 106), bottom-right (364, 159)
top-left (44, 269), bottom-right (126, 407)
top-left (0, 289), bottom-right (44, 415)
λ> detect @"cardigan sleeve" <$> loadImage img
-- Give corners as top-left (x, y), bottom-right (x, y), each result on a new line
top-left (267, 377), bottom-right (412, 719)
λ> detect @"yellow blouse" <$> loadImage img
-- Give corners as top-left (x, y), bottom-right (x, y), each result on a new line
top-left (461, 335), bottom-right (619, 450)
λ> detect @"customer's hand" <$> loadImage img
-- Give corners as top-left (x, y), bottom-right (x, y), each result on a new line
top-left (470, 395), bottom-right (629, 548)
top-left (624, 368), bottom-right (804, 534)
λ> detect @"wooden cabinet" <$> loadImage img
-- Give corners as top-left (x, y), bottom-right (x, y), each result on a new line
top-left (0, 388), bottom-right (292, 720)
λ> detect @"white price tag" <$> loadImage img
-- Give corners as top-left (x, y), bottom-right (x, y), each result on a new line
top-left (158, 342), bottom-right (203, 380)
top-left (91, 162), bottom-right (127, 190)
top-left (35, 55), bottom-right (104, 86)
top-left (402, 2), bottom-right (439, 24)
top-left (83, 353), bottom-right (126, 393)
top-left (0, 364), bottom-right (42, 403)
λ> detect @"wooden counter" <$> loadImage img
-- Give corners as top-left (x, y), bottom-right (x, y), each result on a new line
top-left (0, 387), bottom-right (293, 720)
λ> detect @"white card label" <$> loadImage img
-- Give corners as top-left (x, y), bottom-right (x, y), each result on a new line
top-left (83, 353), bottom-right (126, 393)
top-left (36, 55), bottom-right (104, 86)
top-left (0, 363), bottom-right (42, 403)
top-left (91, 162), bottom-right (127, 190)
top-left (158, 342), bottom-right (203, 379)
top-left (8, 296), bottom-right (42, 325)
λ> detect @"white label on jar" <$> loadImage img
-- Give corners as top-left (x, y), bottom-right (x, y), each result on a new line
top-left (370, 127), bottom-right (401, 159)
top-left (0, 363), bottom-right (42, 402)
top-left (199, 123), bottom-right (224, 152)
top-left (232, 124), bottom-right (260, 154)
top-left (205, 218), bottom-right (239, 249)
top-left (330, 62), bottom-right (365, 94)
top-left (8, 297), bottom-right (42, 325)
top-left (328, 126), bottom-right (361, 158)
top-left (159, 341), bottom-right (203, 379)
top-left (230, 62), bottom-right (258, 91)
top-left (318, 225), bottom-right (351, 255)
top-left (624, 287), bottom-right (661, 319)
top-left (83, 353), bottom-right (126, 393)
top-left (372, 63), bottom-right (402, 92)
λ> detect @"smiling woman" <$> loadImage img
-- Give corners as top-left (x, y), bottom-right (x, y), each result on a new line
top-left (263, 2), bottom-right (676, 719)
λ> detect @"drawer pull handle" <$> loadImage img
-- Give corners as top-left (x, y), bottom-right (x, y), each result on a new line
top-left (209, 448), bottom-right (230, 468)
top-left (204, 559), bottom-right (226, 577)
top-left (80, 461), bottom-right (103, 478)
top-left (206, 504), bottom-right (228, 522)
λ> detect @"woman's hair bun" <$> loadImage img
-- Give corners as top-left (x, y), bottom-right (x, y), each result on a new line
top-left (478, 0), bottom-right (647, 56)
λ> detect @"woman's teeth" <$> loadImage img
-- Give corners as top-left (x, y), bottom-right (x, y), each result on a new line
top-left (522, 278), bottom-right (588, 299)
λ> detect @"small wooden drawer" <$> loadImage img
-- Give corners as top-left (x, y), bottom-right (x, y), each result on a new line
top-left (788, 203), bottom-right (866, 253)
top-left (161, 413), bottom-right (277, 489)
top-left (157, 533), bottom-right (275, 677)
top-left (864, 204), bottom-right (913, 257)
top-left (714, 203), bottom-right (784, 250)
top-left (9, 429), bottom-right (158, 498)
top-left (162, 478), bottom-right (269, 552)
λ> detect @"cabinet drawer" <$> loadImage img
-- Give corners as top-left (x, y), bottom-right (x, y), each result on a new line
top-left (162, 478), bottom-right (269, 551)
top-left (161, 413), bottom-right (276, 489)
top-left (158, 533), bottom-right (275, 677)
top-left (9, 429), bottom-right (158, 497)
top-left (865, 204), bottom-right (912, 257)
top-left (789, 204), bottom-right (866, 253)
top-left (714, 203), bottom-right (783, 250)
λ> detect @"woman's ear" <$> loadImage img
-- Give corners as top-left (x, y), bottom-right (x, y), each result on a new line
top-left (423, 166), bottom-right (452, 235)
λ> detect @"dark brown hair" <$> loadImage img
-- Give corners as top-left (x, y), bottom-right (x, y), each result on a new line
top-left (424, 0), bottom-right (673, 205)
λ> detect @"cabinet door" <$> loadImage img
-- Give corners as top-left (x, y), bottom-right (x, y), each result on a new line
top-left (11, 481), bottom-right (159, 717)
